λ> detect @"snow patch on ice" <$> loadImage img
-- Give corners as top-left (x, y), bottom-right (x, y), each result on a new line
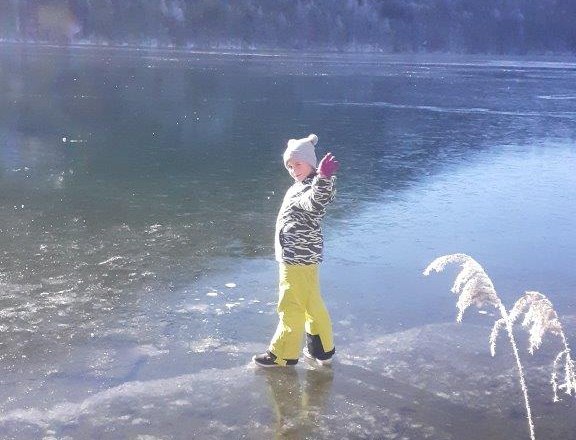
top-left (98, 256), bottom-right (125, 266)
top-left (148, 224), bottom-right (163, 233)
top-left (537, 94), bottom-right (576, 100)
top-left (318, 101), bottom-right (576, 120)
top-left (176, 304), bottom-right (210, 314)
top-left (188, 337), bottom-right (221, 353)
top-left (225, 302), bottom-right (241, 310)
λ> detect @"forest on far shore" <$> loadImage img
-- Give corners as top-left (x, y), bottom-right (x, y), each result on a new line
top-left (1, 0), bottom-right (575, 54)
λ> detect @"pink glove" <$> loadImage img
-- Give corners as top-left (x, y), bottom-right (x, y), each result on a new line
top-left (317, 152), bottom-right (340, 178)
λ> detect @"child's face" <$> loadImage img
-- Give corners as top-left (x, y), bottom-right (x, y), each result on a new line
top-left (286, 159), bottom-right (314, 182)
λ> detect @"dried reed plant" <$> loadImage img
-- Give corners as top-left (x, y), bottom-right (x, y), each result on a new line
top-left (425, 254), bottom-right (576, 439)
top-left (506, 291), bottom-right (576, 402)
top-left (423, 253), bottom-right (535, 440)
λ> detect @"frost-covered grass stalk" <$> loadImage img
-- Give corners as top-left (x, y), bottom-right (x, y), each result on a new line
top-left (425, 254), bottom-right (576, 439)
top-left (423, 254), bottom-right (535, 440)
top-left (506, 291), bottom-right (576, 402)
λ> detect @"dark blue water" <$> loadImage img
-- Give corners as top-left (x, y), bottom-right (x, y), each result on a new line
top-left (0, 45), bottom-right (575, 439)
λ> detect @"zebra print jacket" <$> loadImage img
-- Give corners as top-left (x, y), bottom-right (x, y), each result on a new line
top-left (274, 173), bottom-right (336, 265)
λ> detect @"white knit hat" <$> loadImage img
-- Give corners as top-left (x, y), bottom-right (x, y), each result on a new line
top-left (283, 134), bottom-right (319, 169)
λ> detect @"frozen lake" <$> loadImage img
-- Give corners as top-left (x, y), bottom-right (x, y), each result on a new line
top-left (0, 45), bottom-right (575, 439)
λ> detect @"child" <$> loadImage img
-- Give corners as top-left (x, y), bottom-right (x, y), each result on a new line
top-left (253, 134), bottom-right (339, 367)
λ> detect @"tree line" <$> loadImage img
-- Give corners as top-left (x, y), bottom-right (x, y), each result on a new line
top-left (1, 0), bottom-right (574, 53)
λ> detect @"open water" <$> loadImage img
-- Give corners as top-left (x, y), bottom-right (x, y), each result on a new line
top-left (0, 45), bottom-right (575, 439)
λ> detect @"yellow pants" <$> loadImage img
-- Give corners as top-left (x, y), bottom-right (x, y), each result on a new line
top-left (268, 263), bottom-right (334, 366)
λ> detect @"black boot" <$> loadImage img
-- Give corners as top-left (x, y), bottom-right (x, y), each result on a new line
top-left (253, 351), bottom-right (298, 367)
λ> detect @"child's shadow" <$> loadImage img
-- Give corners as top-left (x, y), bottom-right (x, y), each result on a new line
top-left (259, 366), bottom-right (334, 439)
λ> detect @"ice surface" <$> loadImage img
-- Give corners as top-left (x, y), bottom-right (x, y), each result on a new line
top-left (1, 321), bottom-right (574, 439)
top-left (1, 46), bottom-right (576, 438)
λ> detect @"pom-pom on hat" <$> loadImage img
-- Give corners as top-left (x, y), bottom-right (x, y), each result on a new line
top-left (283, 134), bottom-right (319, 169)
